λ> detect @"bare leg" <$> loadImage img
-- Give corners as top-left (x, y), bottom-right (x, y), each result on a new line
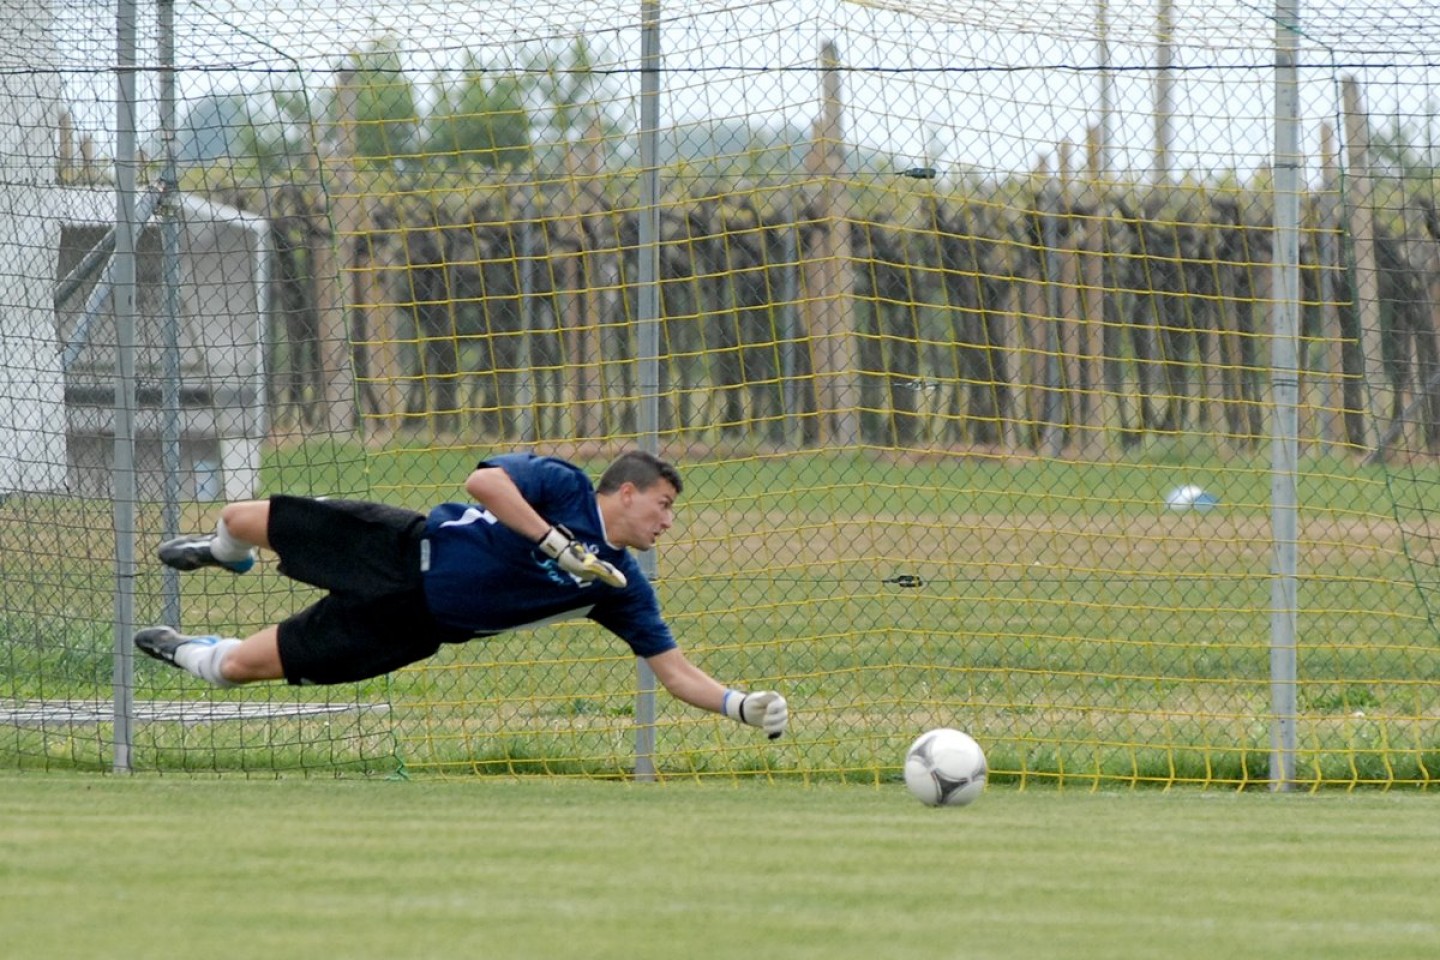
top-left (142, 502), bottom-right (285, 683)
top-left (213, 504), bottom-right (282, 682)
top-left (219, 500), bottom-right (272, 549)
top-left (220, 624), bottom-right (285, 683)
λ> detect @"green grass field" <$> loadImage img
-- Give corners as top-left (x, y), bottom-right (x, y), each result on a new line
top-left (2, 773), bottom-right (1438, 960)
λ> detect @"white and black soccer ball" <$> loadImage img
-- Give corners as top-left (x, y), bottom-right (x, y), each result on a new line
top-left (904, 728), bottom-right (987, 807)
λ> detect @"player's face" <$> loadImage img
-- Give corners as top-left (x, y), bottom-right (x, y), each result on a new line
top-left (621, 479), bottom-right (678, 551)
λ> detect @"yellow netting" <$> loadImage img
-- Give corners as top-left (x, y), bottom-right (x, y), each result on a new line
top-left (4, 0), bottom-right (1440, 787)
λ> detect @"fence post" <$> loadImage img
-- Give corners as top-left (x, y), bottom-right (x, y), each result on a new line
top-left (1269, 0), bottom-right (1302, 791)
top-left (110, 0), bottom-right (140, 774)
top-left (633, 0), bottom-right (663, 782)
top-left (158, 0), bottom-right (183, 631)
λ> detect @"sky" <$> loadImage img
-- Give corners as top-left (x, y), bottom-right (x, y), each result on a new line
top-left (36, 0), bottom-right (1440, 188)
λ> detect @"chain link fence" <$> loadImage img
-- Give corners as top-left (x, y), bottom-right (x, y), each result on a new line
top-left (2, 0), bottom-right (1439, 787)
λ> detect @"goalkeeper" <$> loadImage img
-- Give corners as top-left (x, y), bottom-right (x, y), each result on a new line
top-left (134, 450), bottom-right (788, 739)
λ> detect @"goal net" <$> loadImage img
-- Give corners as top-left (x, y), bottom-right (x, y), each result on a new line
top-left (3, 0), bottom-right (1439, 788)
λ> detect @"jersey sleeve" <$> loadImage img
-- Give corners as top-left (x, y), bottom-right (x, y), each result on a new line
top-left (478, 453), bottom-right (594, 518)
top-left (587, 571), bottom-right (677, 658)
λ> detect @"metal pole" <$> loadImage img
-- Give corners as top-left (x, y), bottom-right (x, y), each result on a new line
top-left (633, 0), bottom-right (663, 782)
top-left (1269, 0), bottom-right (1302, 791)
top-left (111, 0), bottom-right (140, 774)
top-left (158, 0), bottom-right (183, 629)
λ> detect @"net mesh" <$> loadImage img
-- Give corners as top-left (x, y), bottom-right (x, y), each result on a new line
top-left (2, 0), bottom-right (1439, 787)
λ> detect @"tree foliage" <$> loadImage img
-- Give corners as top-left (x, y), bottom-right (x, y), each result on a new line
top-left (424, 54), bottom-right (532, 170)
top-left (343, 36), bottom-right (420, 163)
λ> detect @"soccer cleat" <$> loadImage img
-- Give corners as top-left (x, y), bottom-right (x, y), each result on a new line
top-left (134, 626), bottom-right (221, 669)
top-left (156, 533), bottom-right (255, 573)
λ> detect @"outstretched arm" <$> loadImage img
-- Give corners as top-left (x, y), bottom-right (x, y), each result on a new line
top-left (644, 648), bottom-right (727, 712)
top-left (645, 648), bottom-right (788, 739)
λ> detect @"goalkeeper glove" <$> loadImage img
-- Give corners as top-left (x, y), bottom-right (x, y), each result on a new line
top-left (537, 525), bottom-right (627, 588)
top-left (722, 689), bottom-right (788, 740)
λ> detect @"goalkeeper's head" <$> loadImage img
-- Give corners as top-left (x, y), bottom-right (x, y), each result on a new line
top-left (596, 451), bottom-right (682, 551)
top-left (598, 451), bottom-right (683, 498)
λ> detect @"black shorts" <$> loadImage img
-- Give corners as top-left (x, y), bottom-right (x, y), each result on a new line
top-left (268, 495), bottom-right (468, 685)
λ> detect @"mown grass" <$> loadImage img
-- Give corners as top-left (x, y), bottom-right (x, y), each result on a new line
top-left (3, 441), bottom-right (1439, 785)
top-left (2, 774), bottom-right (1439, 960)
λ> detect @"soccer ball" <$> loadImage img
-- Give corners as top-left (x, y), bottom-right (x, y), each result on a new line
top-left (904, 728), bottom-right (987, 807)
top-left (1163, 484), bottom-right (1219, 511)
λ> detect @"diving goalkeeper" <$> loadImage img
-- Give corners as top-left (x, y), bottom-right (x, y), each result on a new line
top-left (134, 450), bottom-right (788, 739)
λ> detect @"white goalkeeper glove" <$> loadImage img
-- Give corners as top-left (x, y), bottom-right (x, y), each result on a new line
top-left (722, 689), bottom-right (788, 740)
top-left (537, 525), bottom-right (627, 588)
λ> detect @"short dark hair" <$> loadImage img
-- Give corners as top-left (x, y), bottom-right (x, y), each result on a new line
top-left (597, 450), bottom-right (682, 496)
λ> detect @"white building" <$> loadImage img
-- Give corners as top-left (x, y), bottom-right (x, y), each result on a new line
top-left (0, 0), bottom-right (66, 494)
top-left (55, 188), bottom-right (270, 501)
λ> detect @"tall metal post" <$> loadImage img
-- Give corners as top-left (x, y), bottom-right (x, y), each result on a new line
top-left (1269, 0), bottom-right (1302, 791)
top-left (159, 0), bottom-right (184, 629)
top-left (633, 0), bottom-right (663, 782)
top-left (111, 0), bottom-right (140, 773)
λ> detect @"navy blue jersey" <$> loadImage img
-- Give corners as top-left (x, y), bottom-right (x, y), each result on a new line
top-left (419, 453), bottom-right (676, 658)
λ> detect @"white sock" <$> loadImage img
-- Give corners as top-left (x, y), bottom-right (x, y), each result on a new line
top-left (173, 637), bottom-right (242, 688)
top-left (208, 517), bottom-right (255, 563)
